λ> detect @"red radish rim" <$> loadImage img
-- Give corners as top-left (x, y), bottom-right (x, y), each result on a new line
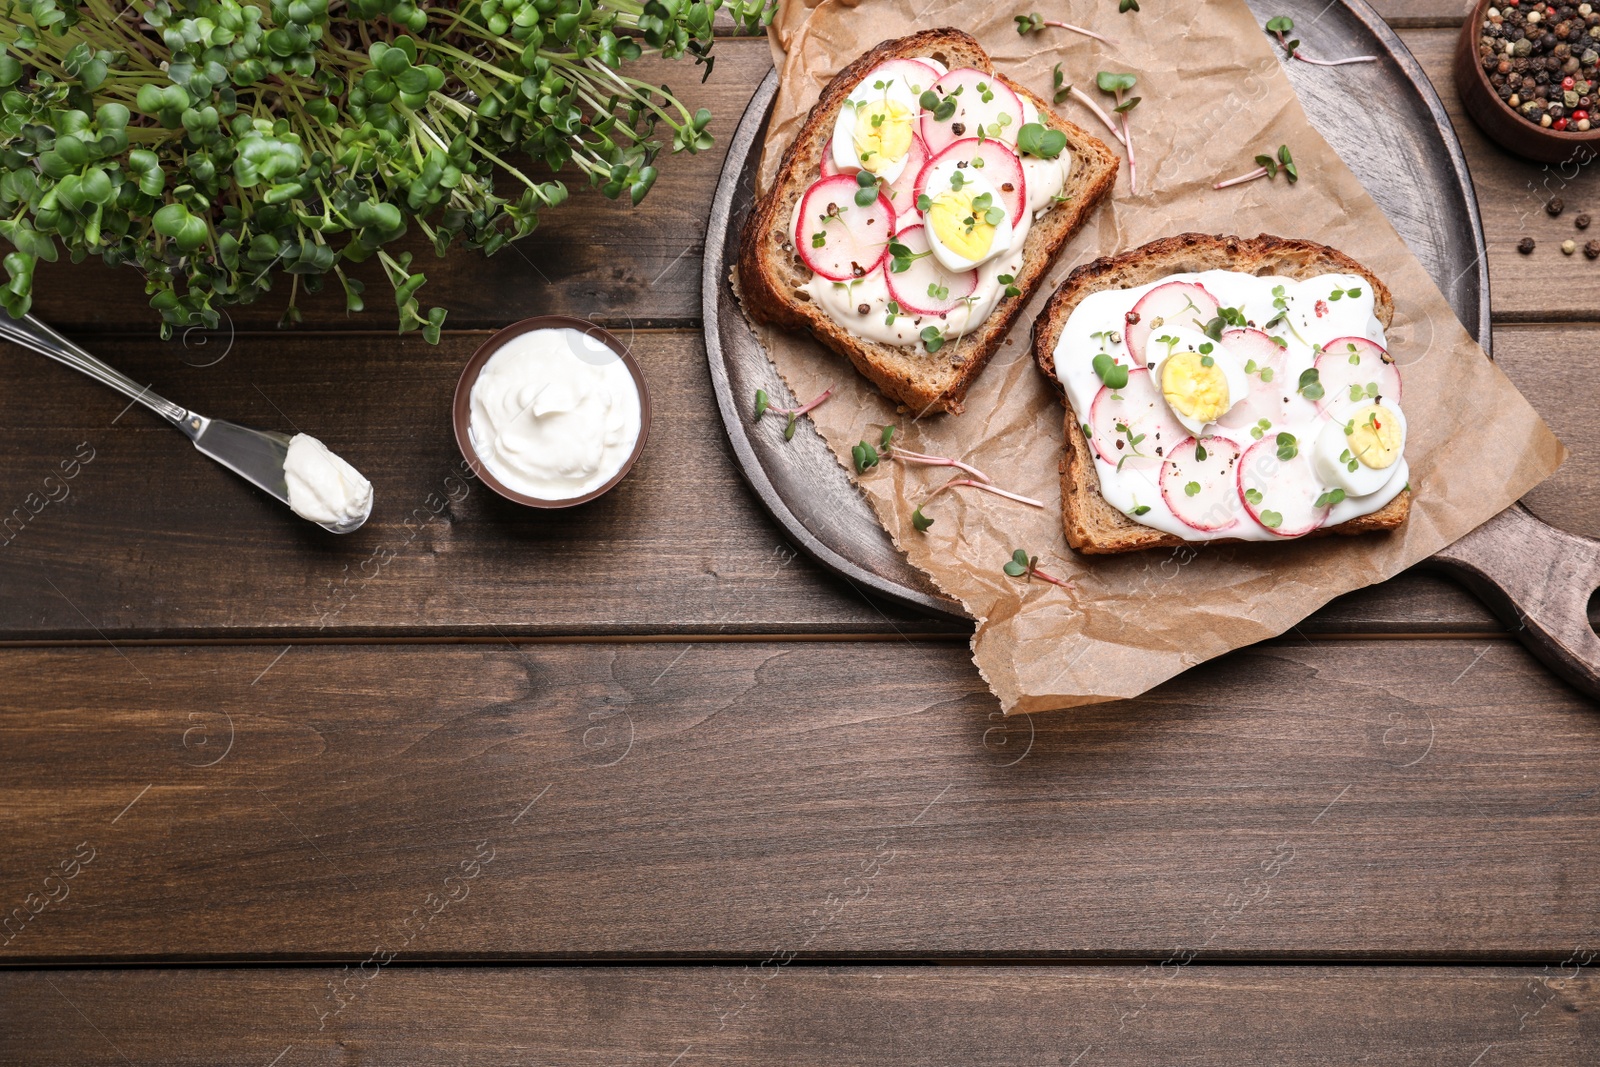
top-left (919, 68), bottom-right (1024, 155)
top-left (792, 174), bottom-right (896, 282)
top-left (882, 223), bottom-right (978, 315)
top-left (1236, 436), bottom-right (1329, 538)
top-left (1313, 336), bottom-right (1402, 402)
top-left (1159, 435), bottom-right (1244, 532)
top-left (1126, 281), bottom-right (1220, 367)
top-left (913, 138), bottom-right (1027, 225)
top-left (1087, 368), bottom-right (1174, 467)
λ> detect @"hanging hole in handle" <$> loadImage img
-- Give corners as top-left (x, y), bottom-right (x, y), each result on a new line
top-left (1587, 585), bottom-right (1600, 638)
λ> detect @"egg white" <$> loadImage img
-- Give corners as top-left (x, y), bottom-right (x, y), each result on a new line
top-left (1145, 325), bottom-right (1250, 437)
top-left (1312, 404), bottom-right (1407, 497)
top-left (919, 159), bottom-right (1015, 272)
top-left (830, 70), bottom-right (922, 183)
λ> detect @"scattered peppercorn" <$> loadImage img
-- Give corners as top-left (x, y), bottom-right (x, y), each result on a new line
top-left (1564, 238), bottom-right (1578, 253)
top-left (1519, 236), bottom-right (1538, 254)
top-left (1579, 212), bottom-right (1593, 228)
top-left (1549, 196), bottom-right (1567, 215)
top-left (1587, 239), bottom-right (1600, 258)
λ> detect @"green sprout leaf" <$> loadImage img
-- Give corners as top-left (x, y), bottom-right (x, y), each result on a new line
top-left (911, 505), bottom-right (934, 532)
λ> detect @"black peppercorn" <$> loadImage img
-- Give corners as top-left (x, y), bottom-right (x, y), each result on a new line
top-left (1587, 239), bottom-right (1600, 258)
top-left (1549, 197), bottom-right (1567, 216)
top-left (1519, 236), bottom-right (1538, 254)
top-left (1580, 213), bottom-right (1593, 229)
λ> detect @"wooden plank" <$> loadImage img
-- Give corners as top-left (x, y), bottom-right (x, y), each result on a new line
top-left (1403, 27), bottom-right (1600, 323)
top-left (1491, 325), bottom-right (1600, 539)
top-left (1375, 1), bottom-right (1468, 29)
top-left (3, 638), bottom-right (1597, 963)
top-left (0, 326), bottom-right (1507, 638)
top-left (2, 966), bottom-right (1593, 1064)
top-left (0, 329), bottom-right (951, 638)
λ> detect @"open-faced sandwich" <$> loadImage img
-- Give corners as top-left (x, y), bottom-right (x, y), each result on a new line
top-left (739, 29), bottom-right (1119, 415)
top-left (1032, 233), bottom-right (1412, 554)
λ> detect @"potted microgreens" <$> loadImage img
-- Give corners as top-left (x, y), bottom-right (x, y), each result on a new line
top-left (0, 0), bottom-right (773, 338)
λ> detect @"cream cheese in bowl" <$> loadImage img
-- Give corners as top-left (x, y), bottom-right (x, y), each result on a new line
top-left (459, 322), bottom-right (648, 506)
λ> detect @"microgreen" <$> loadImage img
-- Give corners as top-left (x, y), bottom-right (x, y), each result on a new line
top-left (0, 0), bottom-right (773, 336)
top-left (812, 231), bottom-right (828, 249)
top-left (1096, 71), bottom-right (1139, 192)
top-left (1275, 431), bottom-right (1298, 461)
top-left (1195, 441), bottom-right (1207, 462)
top-left (852, 440), bottom-right (880, 473)
top-left (1184, 481), bottom-right (1202, 498)
top-left (1329, 283), bottom-right (1362, 302)
top-left (1245, 487), bottom-right (1264, 505)
top-left (1014, 11), bottom-right (1112, 45)
top-left (884, 299), bottom-right (902, 326)
top-left (854, 170), bottom-right (882, 207)
top-left (919, 87), bottom-right (959, 123)
top-left (1120, 0), bottom-right (1140, 11)
top-left (921, 325), bottom-right (946, 353)
top-left (1017, 122), bottom-right (1068, 160)
top-left (1348, 382), bottom-right (1380, 402)
top-left (1131, 504), bottom-right (1151, 515)
top-left (1265, 14), bottom-right (1377, 66)
top-left (1314, 488), bottom-right (1346, 508)
top-left (911, 505), bottom-right (934, 532)
top-left (1002, 548), bottom-right (1069, 586)
top-left (1214, 144), bottom-right (1300, 189)
top-left (916, 193), bottom-right (933, 213)
top-left (1201, 305), bottom-right (1248, 339)
top-left (1052, 63), bottom-right (1071, 106)
top-left (1296, 367), bottom-right (1324, 401)
top-left (754, 389), bottom-right (769, 420)
top-left (1249, 417), bottom-right (1272, 440)
top-left (1092, 352), bottom-right (1129, 390)
top-left (1259, 509), bottom-right (1283, 529)
top-left (998, 273), bottom-right (1021, 298)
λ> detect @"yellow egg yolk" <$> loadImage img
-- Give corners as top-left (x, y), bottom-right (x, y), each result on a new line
top-left (1160, 351), bottom-right (1231, 425)
top-left (852, 99), bottom-right (913, 175)
top-left (1346, 403), bottom-right (1402, 469)
top-left (928, 189), bottom-right (996, 262)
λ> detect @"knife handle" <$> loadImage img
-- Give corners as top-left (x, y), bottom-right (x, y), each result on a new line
top-left (1426, 504), bottom-right (1600, 699)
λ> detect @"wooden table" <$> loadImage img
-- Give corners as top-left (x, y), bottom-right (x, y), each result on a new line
top-left (3, 4), bottom-right (1598, 1061)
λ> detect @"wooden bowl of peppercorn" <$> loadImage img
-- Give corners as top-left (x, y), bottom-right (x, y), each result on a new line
top-left (1457, 0), bottom-right (1600, 164)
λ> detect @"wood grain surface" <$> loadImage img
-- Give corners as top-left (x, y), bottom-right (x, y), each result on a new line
top-left (0, 326), bottom-right (1528, 639)
top-left (2, 966), bottom-right (1592, 1065)
top-left (2, 639), bottom-right (1597, 963)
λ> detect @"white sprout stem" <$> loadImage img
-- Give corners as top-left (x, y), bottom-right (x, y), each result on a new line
top-left (928, 478), bottom-right (1045, 508)
top-left (767, 385), bottom-right (836, 416)
top-left (1070, 87), bottom-right (1127, 146)
top-left (1043, 19), bottom-right (1114, 45)
top-left (1214, 166), bottom-right (1269, 190)
top-left (1293, 50), bottom-right (1378, 66)
top-left (1119, 90), bottom-right (1137, 195)
top-left (889, 447), bottom-right (992, 483)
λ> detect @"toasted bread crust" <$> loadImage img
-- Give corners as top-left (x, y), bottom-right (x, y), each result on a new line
top-left (738, 30), bottom-right (1118, 415)
top-left (1029, 232), bottom-right (1412, 554)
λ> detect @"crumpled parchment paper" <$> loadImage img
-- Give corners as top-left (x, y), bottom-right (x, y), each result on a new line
top-left (748, 0), bottom-right (1566, 712)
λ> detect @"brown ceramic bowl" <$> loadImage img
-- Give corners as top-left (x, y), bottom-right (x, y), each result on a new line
top-left (1456, 0), bottom-right (1600, 164)
top-left (452, 315), bottom-right (652, 509)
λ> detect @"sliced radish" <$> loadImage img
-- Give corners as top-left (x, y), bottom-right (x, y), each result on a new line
top-left (1126, 281), bottom-right (1220, 367)
top-left (864, 58), bottom-right (943, 100)
top-left (882, 134), bottom-right (929, 220)
top-left (883, 223), bottom-right (978, 315)
top-left (791, 174), bottom-right (896, 282)
top-left (1087, 368), bottom-right (1183, 471)
top-left (1237, 436), bottom-right (1330, 538)
top-left (1312, 336), bottom-right (1402, 414)
top-left (1160, 435), bottom-right (1245, 532)
top-left (821, 154), bottom-right (843, 177)
top-left (914, 138), bottom-right (1026, 224)
top-left (920, 68), bottom-right (1024, 156)
top-left (1215, 329), bottom-right (1317, 433)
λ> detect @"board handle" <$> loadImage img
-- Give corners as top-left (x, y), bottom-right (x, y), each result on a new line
top-left (1427, 504), bottom-right (1600, 698)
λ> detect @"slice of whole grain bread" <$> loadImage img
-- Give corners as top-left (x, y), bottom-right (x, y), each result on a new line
top-left (1029, 232), bottom-right (1412, 555)
top-left (738, 28), bottom-right (1118, 416)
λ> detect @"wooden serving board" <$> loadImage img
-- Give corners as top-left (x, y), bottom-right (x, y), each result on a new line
top-left (703, 0), bottom-right (1600, 696)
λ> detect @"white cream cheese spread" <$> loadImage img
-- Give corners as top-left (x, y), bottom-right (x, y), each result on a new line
top-left (1051, 270), bottom-right (1408, 541)
top-left (283, 433), bottom-right (373, 527)
top-left (467, 327), bottom-right (642, 501)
